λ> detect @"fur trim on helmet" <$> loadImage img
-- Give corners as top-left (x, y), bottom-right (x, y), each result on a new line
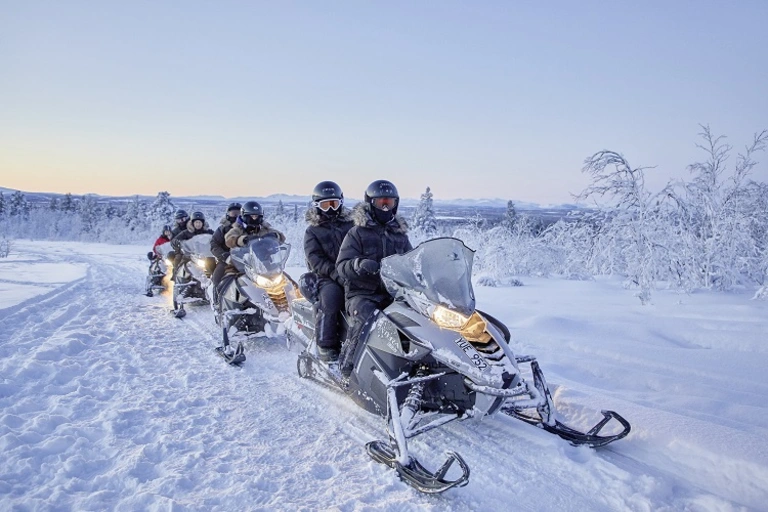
top-left (304, 206), bottom-right (353, 227)
top-left (350, 202), bottom-right (408, 233)
top-left (219, 215), bottom-right (234, 228)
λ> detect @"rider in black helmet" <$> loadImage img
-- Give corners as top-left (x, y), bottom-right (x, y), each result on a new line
top-left (224, 201), bottom-right (285, 250)
top-left (335, 180), bottom-right (412, 376)
top-left (303, 181), bottom-right (354, 361)
top-left (171, 209), bottom-right (190, 238)
top-left (210, 202), bottom-right (243, 307)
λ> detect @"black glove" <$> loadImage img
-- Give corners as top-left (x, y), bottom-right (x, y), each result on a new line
top-left (355, 258), bottom-right (380, 276)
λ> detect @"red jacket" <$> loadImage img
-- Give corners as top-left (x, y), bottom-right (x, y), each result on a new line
top-left (153, 235), bottom-right (171, 256)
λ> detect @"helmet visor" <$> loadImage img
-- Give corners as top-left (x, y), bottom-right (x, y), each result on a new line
top-left (315, 199), bottom-right (341, 212)
top-left (372, 197), bottom-right (397, 211)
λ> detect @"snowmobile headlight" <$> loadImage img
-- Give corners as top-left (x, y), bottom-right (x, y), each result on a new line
top-left (432, 305), bottom-right (469, 330)
top-left (255, 273), bottom-right (285, 289)
top-left (196, 258), bottom-right (206, 268)
top-left (165, 259), bottom-right (173, 267)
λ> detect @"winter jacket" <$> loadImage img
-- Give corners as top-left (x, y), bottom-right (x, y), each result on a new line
top-left (152, 235), bottom-right (171, 256)
top-left (336, 202), bottom-right (412, 301)
top-left (171, 220), bottom-right (214, 253)
top-left (224, 219), bottom-right (286, 249)
top-left (211, 216), bottom-right (235, 263)
top-left (170, 222), bottom-right (187, 239)
top-left (304, 207), bottom-right (354, 285)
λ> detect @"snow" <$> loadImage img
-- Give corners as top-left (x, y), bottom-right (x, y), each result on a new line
top-left (1, 240), bottom-right (767, 511)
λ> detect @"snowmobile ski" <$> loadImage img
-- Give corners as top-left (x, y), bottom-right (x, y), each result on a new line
top-left (215, 342), bottom-right (246, 366)
top-left (501, 407), bottom-right (631, 447)
top-left (366, 441), bottom-right (470, 494)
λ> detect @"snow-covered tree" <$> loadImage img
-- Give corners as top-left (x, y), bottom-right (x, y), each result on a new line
top-left (124, 195), bottom-right (149, 232)
top-left (149, 191), bottom-right (175, 226)
top-left (501, 200), bottom-right (517, 232)
top-left (411, 187), bottom-right (437, 238)
top-left (8, 191), bottom-right (29, 219)
top-left (48, 197), bottom-right (59, 211)
top-left (60, 193), bottom-right (77, 213)
top-left (275, 200), bottom-right (286, 218)
top-left (79, 195), bottom-right (100, 234)
top-left (577, 150), bottom-right (665, 304)
top-left (0, 192), bottom-right (5, 219)
top-left (666, 126), bottom-right (767, 291)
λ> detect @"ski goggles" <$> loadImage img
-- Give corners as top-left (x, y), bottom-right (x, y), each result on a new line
top-left (314, 198), bottom-right (341, 212)
top-left (372, 197), bottom-right (397, 211)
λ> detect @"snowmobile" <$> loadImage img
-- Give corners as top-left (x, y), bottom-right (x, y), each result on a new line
top-left (289, 237), bottom-right (631, 494)
top-left (172, 234), bottom-right (215, 319)
top-left (144, 242), bottom-right (173, 297)
top-left (214, 234), bottom-right (300, 365)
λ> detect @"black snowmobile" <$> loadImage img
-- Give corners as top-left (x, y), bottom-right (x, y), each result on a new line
top-left (214, 234), bottom-right (300, 365)
top-left (289, 237), bottom-right (630, 494)
top-left (172, 234), bottom-right (215, 319)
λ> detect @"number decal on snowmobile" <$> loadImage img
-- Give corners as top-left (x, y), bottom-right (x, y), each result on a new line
top-left (454, 338), bottom-right (488, 369)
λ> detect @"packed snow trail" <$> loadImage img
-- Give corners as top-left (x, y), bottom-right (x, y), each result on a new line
top-left (1, 242), bottom-right (765, 510)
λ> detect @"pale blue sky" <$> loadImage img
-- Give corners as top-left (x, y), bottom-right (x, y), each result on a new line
top-left (1, 1), bottom-right (766, 204)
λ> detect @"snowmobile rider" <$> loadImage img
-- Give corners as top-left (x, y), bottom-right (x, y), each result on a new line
top-left (165, 209), bottom-right (190, 264)
top-left (171, 209), bottom-right (190, 238)
top-left (210, 202), bottom-right (242, 307)
top-left (335, 179), bottom-right (412, 377)
top-left (224, 201), bottom-right (286, 251)
top-left (303, 181), bottom-right (354, 362)
top-left (171, 211), bottom-right (215, 276)
top-left (150, 224), bottom-right (173, 259)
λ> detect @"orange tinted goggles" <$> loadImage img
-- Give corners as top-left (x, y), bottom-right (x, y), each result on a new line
top-left (372, 197), bottom-right (397, 210)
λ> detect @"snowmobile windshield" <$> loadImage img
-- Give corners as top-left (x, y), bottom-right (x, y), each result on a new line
top-left (155, 242), bottom-right (173, 258)
top-left (381, 237), bottom-right (476, 316)
top-left (180, 234), bottom-right (214, 258)
top-left (231, 235), bottom-right (290, 280)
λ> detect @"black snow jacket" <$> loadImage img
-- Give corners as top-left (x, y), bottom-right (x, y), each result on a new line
top-left (211, 216), bottom-right (236, 263)
top-left (336, 202), bottom-right (412, 301)
top-left (304, 207), bottom-right (354, 286)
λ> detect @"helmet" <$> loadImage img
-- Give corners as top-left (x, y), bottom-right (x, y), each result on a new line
top-left (162, 224), bottom-right (173, 234)
top-left (191, 211), bottom-right (205, 222)
top-left (312, 180), bottom-right (344, 213)
top-left (364, 180), bottom-right (399, 214)
top-left (174, 209), bottom-right (189, 221)
top-left (227, 202), bottom-right (242, 213)
top-left (241, 201), bottom-right (264, 227)
top-left (312, 181), bottom-right (343, 202)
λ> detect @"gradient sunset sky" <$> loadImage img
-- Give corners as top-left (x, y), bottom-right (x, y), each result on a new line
top-left (2, 1), bottom-right (766, 204)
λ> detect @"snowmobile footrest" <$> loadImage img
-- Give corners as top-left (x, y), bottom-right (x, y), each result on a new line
top-left (366, 440), bottom-right (470, 494)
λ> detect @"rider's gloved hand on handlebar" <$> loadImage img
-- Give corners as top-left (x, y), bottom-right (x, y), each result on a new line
top-left (354, 258), bottom-right (380, 276)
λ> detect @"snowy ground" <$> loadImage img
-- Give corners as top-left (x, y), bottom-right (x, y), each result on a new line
top-left (1, 240), bottom-right (767, 511)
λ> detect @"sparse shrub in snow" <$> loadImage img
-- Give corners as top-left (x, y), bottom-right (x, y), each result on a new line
top-left (0, 238), bottom-right (11, 258)
top-left (475, 274), bottom-right (499, 287)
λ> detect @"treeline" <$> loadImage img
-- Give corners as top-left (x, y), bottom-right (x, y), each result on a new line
top-left (2, 127), bottom-right (766, 301)
top-left (406, 127), bottom-right (768, 302)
